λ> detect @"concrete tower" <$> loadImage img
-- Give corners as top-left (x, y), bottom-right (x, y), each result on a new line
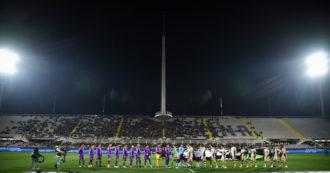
top-left (155, 12), bottom-right (172, 119)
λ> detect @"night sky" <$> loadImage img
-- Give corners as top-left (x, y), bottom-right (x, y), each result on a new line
top-left (0, 0), bottom-right (330, 116)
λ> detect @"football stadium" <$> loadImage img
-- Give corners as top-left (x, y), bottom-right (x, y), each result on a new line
top-left (0, 115), bottom-right (330, 173)
top-left (1, 1), bottom-right (330, 173)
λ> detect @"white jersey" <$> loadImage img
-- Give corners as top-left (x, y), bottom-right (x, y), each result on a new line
top-left (183, 151), bottom-right (189, 159)
top-left (216, 149), bottom-right (222, 157)
top-left (281, 147), bottom-right (287, 161)
top-left (231, 146), bottom-right (237, 158)
top-left (200, 147), bottom-right (206, 160)
top-left (241, 148), bottom-right (246, 161)
top-left (264, 148), bottom-right (270, 161)
top-left (205, 149), bottom-right (212, 158)
top-left (195, 150), bottom-right (201, 158)
top-left (251, 148), bottom-right (256, 161)
top-left (274, 148), bottom-right (281, 160)
top-left (221, 149), bottom-right (227, 156)
top-left (189, 147), bottom-right (194, 160)
top-left (210, 147), bottom-right (216, 160)
top-left (176, 152), bottom-right (181, 159)
top-left (231, 147), bottom-right (237, 154)
top-left (221, 149), bottom-right (227, 161)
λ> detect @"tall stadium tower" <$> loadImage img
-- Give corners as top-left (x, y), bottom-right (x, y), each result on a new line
top-left (155, 12), bottom-right (172, 119)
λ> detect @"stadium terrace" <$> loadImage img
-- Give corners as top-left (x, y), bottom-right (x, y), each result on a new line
top-left (0, 114), bottom-right (329, 172)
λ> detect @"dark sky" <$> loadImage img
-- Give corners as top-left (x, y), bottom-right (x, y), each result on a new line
top-left (0, 0), bottom-right (330, 116)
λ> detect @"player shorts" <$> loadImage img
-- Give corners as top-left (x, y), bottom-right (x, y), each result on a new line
top-left (97, 155), bottom-right (102, 160)
top-left (195, 157), bottom-right (201, 161)
top-left (136, 156), bottom-right (141, 160)
top-left (183, 158), bottom-right (188, 162)
top-left (281, 155), bottom-right (287, 162)
top-left (107, 154), bottom-right (111, 159)
top-left (123, 156), bottom-right (127, 161)
top-left (206, 157), bottom-right (211, 161)
top-left (231, 154), bottom-right (236, 160)
top-left (273, 156), bottom-right (278, 161)
top-left (177, 159), bottom-right (181, 162)
top-left (156, 154), bottom-right (160, 160)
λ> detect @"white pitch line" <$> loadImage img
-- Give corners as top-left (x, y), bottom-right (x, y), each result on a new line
top-left (188, 168), bottom-right (196, 173)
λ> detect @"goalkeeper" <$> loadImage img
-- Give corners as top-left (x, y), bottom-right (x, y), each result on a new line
top-left (170, 144), bottom-right (177, 168)
top-left (31, 147), bottom-right (41, 170)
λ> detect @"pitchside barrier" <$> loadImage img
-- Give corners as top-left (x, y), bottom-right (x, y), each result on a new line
top-left (0, 148), bottom-right (329, 153)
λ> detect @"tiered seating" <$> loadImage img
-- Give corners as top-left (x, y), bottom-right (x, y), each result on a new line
top-left (1, 115), bottom-right (329, 140)
top-left (284, 118), bottom-right (330, 139)
top-left (246, 118), bottom-right (296, 139)
top-left (74, 115), bottom-right (119, 138)
top-left (205, 117), bottom-right (255, 139)
top-left (173, 117), bottom-right (205, 139)
top-left (119, 116), bottom-right (162, 139)
top-left (0, 115), bottom-right (44, 137)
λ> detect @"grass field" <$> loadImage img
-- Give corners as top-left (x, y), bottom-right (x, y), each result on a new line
top-left (0, 152), bottom-right (330, 173)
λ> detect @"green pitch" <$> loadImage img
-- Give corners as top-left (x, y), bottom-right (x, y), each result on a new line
top-left (0, 152), bottom-right (330, 173)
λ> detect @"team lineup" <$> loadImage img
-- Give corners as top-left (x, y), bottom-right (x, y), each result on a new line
top-left (50, 143), bottom-right (288, 170)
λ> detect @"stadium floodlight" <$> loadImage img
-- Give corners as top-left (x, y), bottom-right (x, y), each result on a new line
top-left (306, 52), bottom-right (328, 77)
top-left (0, 49), bottom-right (19, 74)
top-left (305, 52), bottom-right (328, 119)
top-left (0, 49), bottom-right (19, 112)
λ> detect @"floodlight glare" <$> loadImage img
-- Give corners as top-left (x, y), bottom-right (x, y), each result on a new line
top-left (0, 49), bottom-right (19, 74)
top-left (306, 52), bottom-right (328, 77)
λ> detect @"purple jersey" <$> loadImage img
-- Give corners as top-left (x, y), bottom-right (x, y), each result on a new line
top-left (96, 147), bottom-right (102, 156)
top-left (78, 147), bottom-right (84, 159)
top-left (144, 148), bottom-right (151, 158)
top-left (155, 146), bottom-right (161, 154)
top-left (115, 147), bottom-right (119, 159)
top-left (123, 147), bottom-right (127, 160)
top-left (79, 147), bottom-right (84, 155)
top-left (129, 148), bottom-right (134, 160)
top-left (165, 147), bottom-right (170, 159)
top-left (136, 147), bottom-right (141, 158)
top-left (89, 147), bottom-right (94, 157)
top-left (107, 146), bottom-right (111, 158)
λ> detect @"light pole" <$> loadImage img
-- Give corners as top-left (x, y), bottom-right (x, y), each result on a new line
top-left (305, 52), bottom-right (328, 118)
top-left (0, 49), bottom-right (19, 112)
